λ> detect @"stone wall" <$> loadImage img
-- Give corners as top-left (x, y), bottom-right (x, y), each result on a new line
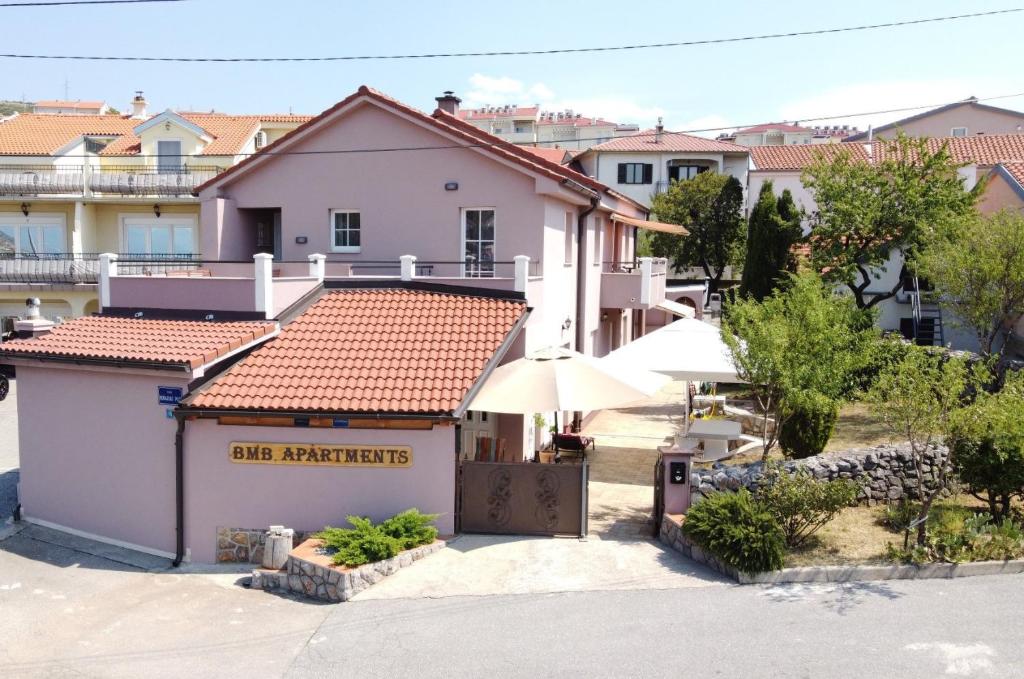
top-left (691, 442), bottom-right (950, 505)
top-left (251, 538), bottom-right (446, 602)
top-left (216, 527), bottom-right (312, 563)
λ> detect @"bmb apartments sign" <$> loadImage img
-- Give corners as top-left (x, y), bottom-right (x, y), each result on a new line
top-left (230, 442), bottom-right (412, 468)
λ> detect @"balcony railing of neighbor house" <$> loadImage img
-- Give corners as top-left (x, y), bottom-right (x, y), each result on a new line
top-left (0, 164), bottom-right (224, 197)
top-left (0, 253), bottom-right (201, 284)
top-left (599, 257), bottom-right (667, 309)
top-left (88, 165), bottom-right (222, 197)
top-left (0, 165), bottom-right (85, 195)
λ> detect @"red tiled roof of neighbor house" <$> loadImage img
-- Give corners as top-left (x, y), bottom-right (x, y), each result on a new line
top-left (536, 115), bottom-right (617, 127)
top-left (186, 289), bottom-right (526, 415)
top-left (750, 143), bottom-right (873, 171)
top-left (194, 85), bottom-right (648, 212)
top-left (999, 161), bottom-right (1024, 188)
top-left (735, 122), bottom-right (811, 134)
top-left (457, 106), bottom-right (540, 120)
top-left (0, 316), bottom-right (277, 369)
top-left (34, 100), bottom-right (106, 110)
top-left (99, 113), bottom-right (315, 156)
top-left (751, 134), bottom-right (1024, 171)
top-left (520, 146), bottom-right (570, 164)
top-left (0, 114), bottom-right (138, 155)
top-left (588, 130), bottom-right (748, 153)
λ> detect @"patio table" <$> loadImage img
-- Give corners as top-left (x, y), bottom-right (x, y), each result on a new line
top-left (688, 419), bottom-right (742, 461)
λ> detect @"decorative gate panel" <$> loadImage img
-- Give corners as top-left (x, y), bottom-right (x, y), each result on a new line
top-left (459, 461), bottom-right (588, 537)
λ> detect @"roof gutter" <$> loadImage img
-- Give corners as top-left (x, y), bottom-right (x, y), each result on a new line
top-left (453, 307), bottom-right (532, 419)
top-left (175, 407), bottom-right (462, 422)
top-left (0, 354), bottom-right (191, 373)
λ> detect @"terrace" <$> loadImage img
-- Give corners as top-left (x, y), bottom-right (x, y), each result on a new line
top-left (600, 257), bottom-right (667, 309)
top-left (0, 163), bottom-right (222, 198)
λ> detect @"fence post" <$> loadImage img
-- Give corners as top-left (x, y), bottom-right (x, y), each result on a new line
top-left (98, 253), bottom-right (118, 311)
top-left (639, 256), bottom-right (653, 305)
top-left (254, 253), bottom-right (274, 319)
top-left (513, 255), bottom-right (530, 297)
top-left (400, 255), bottom-right (417, 281)
top-left (307, 253), bottom-right (326, 282)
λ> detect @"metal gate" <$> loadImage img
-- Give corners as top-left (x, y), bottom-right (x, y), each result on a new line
top-left (652, 453), bottom-right (665, 537)
top-left (459, 461), bottom-right (588, 537)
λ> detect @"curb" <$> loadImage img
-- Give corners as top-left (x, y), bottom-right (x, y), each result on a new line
top-left (658, 514), bottom-right (1024, 585)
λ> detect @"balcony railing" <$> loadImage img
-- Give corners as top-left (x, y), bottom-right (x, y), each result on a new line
top-left (0, 253), bottom-right (201, 284)
top-left (89, 165), bottom-right (221, 197)
top-left (0, 164), bottom-right (223, 198)
top-left (600, 258), bottom-right (667, 309)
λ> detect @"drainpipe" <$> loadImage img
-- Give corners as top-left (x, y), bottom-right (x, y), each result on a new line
top-left (573, 196), bottom-right (600, 429)
top-left (172, 414), bottom-right (186, 567)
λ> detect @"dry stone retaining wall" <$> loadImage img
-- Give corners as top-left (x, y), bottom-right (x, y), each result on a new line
top-left (691, 442), bottom-right (950, 505)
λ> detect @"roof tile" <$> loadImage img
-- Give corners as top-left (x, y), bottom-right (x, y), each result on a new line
top-left (588, 130), bottom-right (749, 153)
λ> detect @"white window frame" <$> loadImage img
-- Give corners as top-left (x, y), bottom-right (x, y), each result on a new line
top-left (120, 214), bottom-right (198, 257)
top-left (460, 207), bottom-right (496, 277)
top-left (329, 209), bottom-right (361, 253)
top-left (0, 213), bottom-right (67, 254)
top-left (950, 127), bottom-right (968, 137)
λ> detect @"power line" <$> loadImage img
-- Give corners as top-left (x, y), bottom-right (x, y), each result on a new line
top-left (0, 8), bottom-right (1020, 60)
top-left (40, 89), bottom-right (1024, 159)
top-left (0, 0), bottom-right (183, 6)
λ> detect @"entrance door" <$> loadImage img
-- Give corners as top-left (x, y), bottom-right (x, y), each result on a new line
top-left (460, 410), bottom-right (496, 461)
top-left (157, 140), bottom-right (183, 174)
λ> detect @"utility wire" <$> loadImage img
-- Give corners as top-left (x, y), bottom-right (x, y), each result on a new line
top-left (40, 90), bottom-right (1024, 159)
top-left (0, 8), bottom-right (1020, 60)
top-left (0, 0), bottom-right (183, 6)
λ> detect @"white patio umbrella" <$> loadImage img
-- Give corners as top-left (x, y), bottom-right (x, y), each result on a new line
top-left (468, 346), bottom-right (670, 416)
top-left (602, 318), bottom-right (742, 383)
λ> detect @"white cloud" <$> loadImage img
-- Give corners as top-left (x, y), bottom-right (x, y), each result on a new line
top-left (775, 78), bottom-right (1023, 133)
top-left (461, 73), bottom-right (665, 127)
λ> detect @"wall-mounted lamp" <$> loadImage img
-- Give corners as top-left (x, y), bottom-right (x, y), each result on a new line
top-left (164, 121), bottom-right (172, 132)
top-left (444, 181), bottom-right (459, 191)
top-left (600, 312), bottom-right (608, 322)
top-left (153, 204), bottom-right (161, 218)
top-left (20, 202), bottom-right (29, 216)
top-left (295, 236), bottom-right (308, 244)
top-left (561, 317), bottom-right (572, 330)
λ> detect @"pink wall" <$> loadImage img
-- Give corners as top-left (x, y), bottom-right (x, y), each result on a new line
top-left (16, 366), bottom-right (187, 556)
top-left (271, 277), bottom-right (320, 316)
top-left (183, 419), bottom-right (457, 563)
top-left (978, 171), bottom-right (1024, 214)
top-left (109, 276), bottom-right (256, 312)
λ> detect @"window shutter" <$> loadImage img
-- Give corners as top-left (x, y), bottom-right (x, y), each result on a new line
top-left (642, 164), bottom-right (653, 184)
top-left (617, 164), bottom-right (627, 183)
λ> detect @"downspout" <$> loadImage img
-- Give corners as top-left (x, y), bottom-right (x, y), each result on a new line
top-left (172, 414), bottom-right (186, 567)
top-left (573, 196), bottom-right (600, 429)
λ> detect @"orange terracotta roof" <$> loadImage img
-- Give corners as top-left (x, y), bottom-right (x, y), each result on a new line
top-left (0, 114), bottom-right (137, 155)
top-left (752, 134), bottom-right (1024, 171)
top-left (187, 288), bottom-right (527, 415)
top-left (34, 100), bottom-right (106, 110)
top-left (736, 122), bottom-right (811, 134)
top-left (195, 85), bottom-right (648, 213)
top-left (0, 316), bottom-right (277, 369)
top-left (999, 161), bottom-right (1024, 188)
top-left (100, 113), bottom-right (314, 156)
top-left (588, 130), bottom-right (748, 153)
top-left (458, 106), bottom-right (540, 120)
top-left (519, 146), bottom-right (570, 164)
top-left (750, 143), bottom-right (872, 171)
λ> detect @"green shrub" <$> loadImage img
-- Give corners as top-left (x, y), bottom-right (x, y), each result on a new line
top-left (779, 394), bottom-right (839, 459)
top-left (853, 335), bottom-right (911, 393)
top-left (886, 504), bottom-right (1024, 564)
top-left (682, 490), bottom-right (785, 574)
top-left (880, 499), bottom-right (920, 532)
top-left (316, 509), bottom-right (439, 567)
top-left (949, 377), bottom-right (1024, 523)
top-left (756, 465), bottom-right (859, 548)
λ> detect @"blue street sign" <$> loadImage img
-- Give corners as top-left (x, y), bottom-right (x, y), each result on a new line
top-left (158, 386), bottom-right (184, 405)
top-left (332, 418), bottom-right (350, 428)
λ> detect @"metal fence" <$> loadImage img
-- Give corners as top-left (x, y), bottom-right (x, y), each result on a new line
top-left (0, 253), bottom-right (201, 283)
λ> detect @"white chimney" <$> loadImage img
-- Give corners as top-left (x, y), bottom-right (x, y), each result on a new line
top-left (655, 117), bottom-right (664, 143)
top-left (131, 90), bottom-right (148, 119)
top-left (14, 297), bottom-right (55, 338)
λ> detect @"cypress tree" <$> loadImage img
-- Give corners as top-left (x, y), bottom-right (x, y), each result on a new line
top-left (776, 188), bottom-right (803, 274)
top-left (740, 181), bottom-right (784, 301)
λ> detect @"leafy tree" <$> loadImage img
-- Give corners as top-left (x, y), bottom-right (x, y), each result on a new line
top-left (802, 134), bottom-right (980, 309)
top-left (649, 172), bottom-right (745, 292)
top-left (918, 209), bottom-right (1024, 361)
top-left (722, 272), bottom-right (877, 461)
top-left (740, 181), bottom-right (803, 301)
top-left (949, 374), bottom-right (1024, 523)
top-left (866, 347), bottom-right (980, 546)
top-left (756, 465), bottom-right (859, 548)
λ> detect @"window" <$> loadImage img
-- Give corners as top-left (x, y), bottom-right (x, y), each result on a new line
top-left (667, 164), bottom-right (709, 182)
top-left (254, 131), bottom-right (266, 149)
top-left (463, 208), bottom-right (495, 277)
top-left (157, 140), bottom-right (183, 174)
top-left (122, 217), bottom-right (195, 256)
top-left (492, 127), bottom-right (504, 134)
top-left (0, 215), bottom-right (66, 255)
top-left (330, 210), bottom-right (361, 253)
top-left (564, 211), bottom-right (575, 265)
top-left (951, 127), bottom-right (968, 137)
top-left (617, 163), bottom-right (653, 184)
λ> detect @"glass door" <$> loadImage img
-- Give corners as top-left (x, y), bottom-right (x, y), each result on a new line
top-left (463, 208), bottom-right (495, 277)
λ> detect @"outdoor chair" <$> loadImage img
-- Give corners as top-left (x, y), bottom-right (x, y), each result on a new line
top-left (552, 429), bottom-right (595, 463)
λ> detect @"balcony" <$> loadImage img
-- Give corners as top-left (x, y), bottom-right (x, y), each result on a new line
top-left (600, 258), bottom-right (667, 309)
top-left (0, 164), bottom-right (223, 198)
top-left (0, 253), bottom-right (201, 285)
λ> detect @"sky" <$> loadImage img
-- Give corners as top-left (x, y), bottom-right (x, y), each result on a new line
top-left (2, 0), bottom-right (1023, 137)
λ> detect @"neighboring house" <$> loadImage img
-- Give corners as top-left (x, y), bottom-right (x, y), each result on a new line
top-left (748, 135), bottom-right (1024, 351)
top-left (719, 123), bottom-right (859, 146)
top-left (33, 100), bottom-right (110, 116)
top-left (844, 97), bottom-right (1024, 142)
top-left (454, 93), bottom-right (639, 151)
top-left (0, 92), bottom-right (309, 320)
top-left (573, 123), bottom-right (751, 208)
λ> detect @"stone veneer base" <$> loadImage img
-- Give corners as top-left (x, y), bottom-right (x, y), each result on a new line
top-left (250, 537), bottom-right (447, 602)
top-left (659, 514), bottom-right (1024, 585)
